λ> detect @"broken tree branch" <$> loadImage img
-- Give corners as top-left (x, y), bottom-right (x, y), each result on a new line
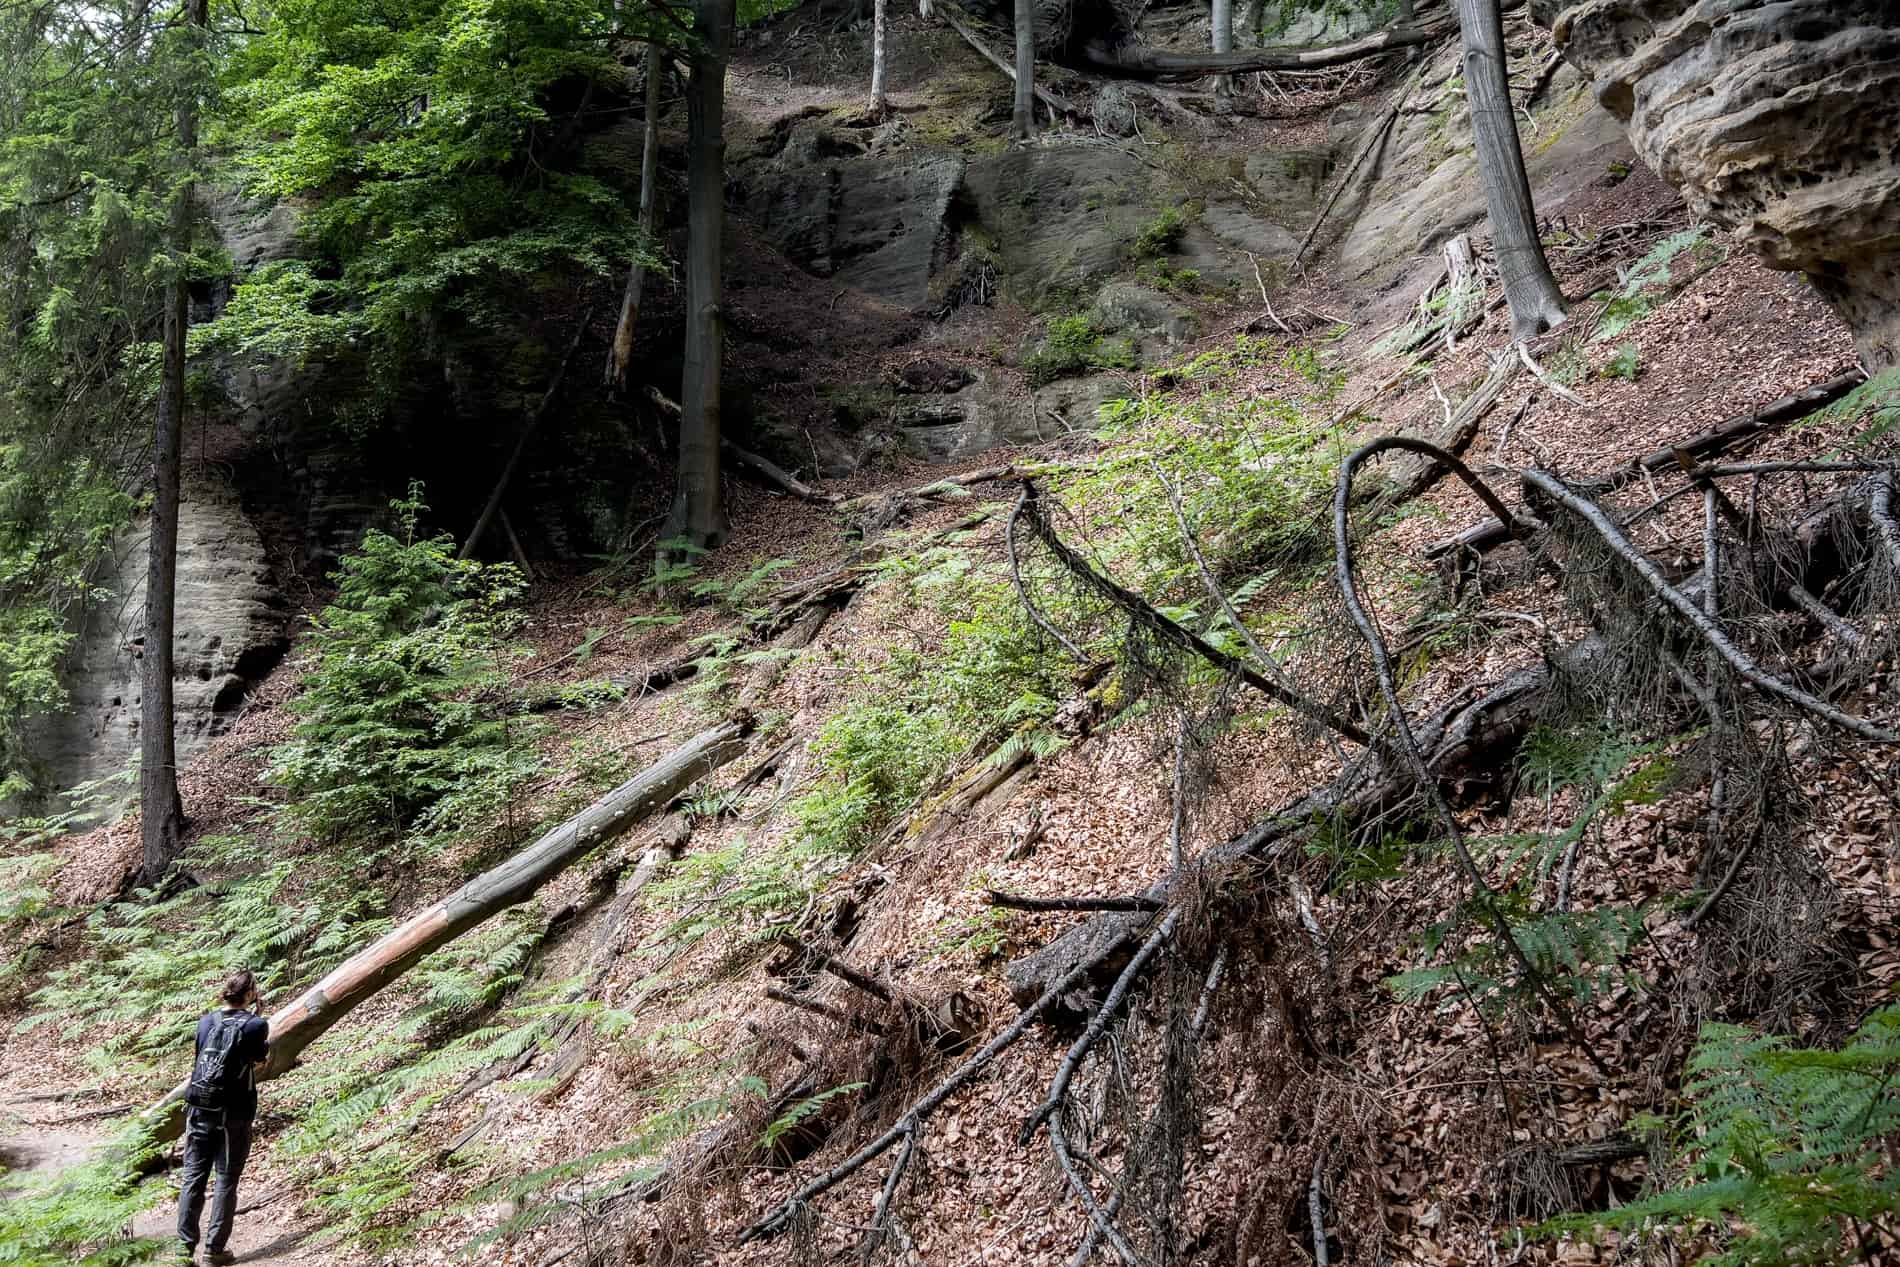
top-left (1519, 469), bottom-right (1898, 743)
top-left (462, 309), bottom-right (595, 558)
top-left (738, 907), bottom-right (1159, 1242)
top-left (985, 891), bottom-right (1162, 913)
top-left (1335, 441), bottom-right (1608, 1077)
top-left (1425, 371), bottom-right (1866, 560)
top-left (938, 9), bottom-right (1078, 117)
top-left (1016, 481), bottom-right (1376, 748)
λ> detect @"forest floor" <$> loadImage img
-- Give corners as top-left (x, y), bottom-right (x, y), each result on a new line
top-left (3, 10), bottom-right (1896, 1267)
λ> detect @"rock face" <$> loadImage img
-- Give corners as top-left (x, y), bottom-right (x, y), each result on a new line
top-left (1555, 0), bottom-right (1900, 367)
top-left (26, 478), bottom-right (288, 819)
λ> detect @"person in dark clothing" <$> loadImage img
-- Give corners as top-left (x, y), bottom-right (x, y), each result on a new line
top-left (176, 969), bottom-right (270, 1266)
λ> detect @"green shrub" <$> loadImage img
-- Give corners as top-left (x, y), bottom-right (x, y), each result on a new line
top-left (265, 486), bottom-right (538, 851)
top-left (1602, 343), bottom-right (1642, 381)
top-left (1130, 206), bottom-right (1189, 260)
top-left (1023, 314), bottom-right (1136, 387)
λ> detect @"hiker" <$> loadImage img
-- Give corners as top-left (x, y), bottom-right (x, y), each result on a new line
top-left (176, 969), bottom-right (270, 1266)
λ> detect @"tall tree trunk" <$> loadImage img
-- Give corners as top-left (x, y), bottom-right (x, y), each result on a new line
top-left (663, 0), bottom-right (734, 557)
top-left (870, 0), bottom-right (888, 112)
top-left (1454, 0), bottom-right (1566, 338)
top-left (137, 0), bottom-right (208, 889)
top-left (606, 43), bottom-right (665, 390)
top-left (1211, 0), bottom-right (1233, 102)
top-left (1011, 0), bottom-right (1035, 140)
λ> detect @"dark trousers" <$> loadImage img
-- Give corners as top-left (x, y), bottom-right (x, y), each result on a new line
top-left (176, 1107), bottom-right (254, 1253)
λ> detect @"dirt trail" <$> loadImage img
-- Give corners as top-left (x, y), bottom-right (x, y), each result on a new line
top-left (1, 1092), bottom-right (319, 1266)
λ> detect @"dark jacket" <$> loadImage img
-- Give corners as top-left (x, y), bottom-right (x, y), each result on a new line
top-left (193, 1007), bottom-right (270, 1122)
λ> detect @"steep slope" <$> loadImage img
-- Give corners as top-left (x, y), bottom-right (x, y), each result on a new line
top-left (3, 6), bottom-right (1898, 1267)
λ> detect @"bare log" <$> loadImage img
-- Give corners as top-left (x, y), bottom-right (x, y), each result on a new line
top-left (142, 716), bottom-right (752, 1141)
top-left (722, 440), bottom-right (840, 505)
top-left (1083, 12), bottom-right (1455, 76)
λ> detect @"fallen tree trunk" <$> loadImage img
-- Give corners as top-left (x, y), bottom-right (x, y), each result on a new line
top-left (1081, 13), bottom-right (1454, 77)
top-left (142, 716), bottom-right (753, 1142)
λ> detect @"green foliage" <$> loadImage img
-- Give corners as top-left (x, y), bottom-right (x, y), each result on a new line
top-left (1592, 228), bottom-right (1721, 343)
top-left (210, 0), bottom-right (656, 385)
top-left (1808, 366), bottom-right (1900, 447)
top-left (762, 1081), bottom-right (866, 1149)
top-left (1601, 343), bottom-right (1642, 381)
top-left (1129, 205), bottom-right (1190, 260)
top-left (1024, 314), bottom-right (1137, 387)
top-left (265, 487), bottom-right (538, 851)
top-left (0, 1121), bottom-right (171, 1266)
top-left (1545, 1002), bottom-right (1900, 1266)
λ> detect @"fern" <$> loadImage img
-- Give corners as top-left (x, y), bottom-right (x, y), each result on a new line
top-left (1545, 1002), bottom-right (1900, 1265)
top-left (0, 1122), bottom-right (170, 1266)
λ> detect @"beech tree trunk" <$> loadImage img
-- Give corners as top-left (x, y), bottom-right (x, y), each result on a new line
top-left (1011, 0), bottom-right (1035, 140)
top-left (663, 0), bottom-right (734, 557)
top-left (143, 717), bottom-right (751, 1139)
top-left (606, 42), bottom-right (665, 390)
top-left (1211, 0), bottom-right (1234, 101)
top-left (1453, 0), bottom-right (1566, 338)
top-left (136, 0), bottom-right (209, 889)
top-left (870, 0), bottom-right (888, 111)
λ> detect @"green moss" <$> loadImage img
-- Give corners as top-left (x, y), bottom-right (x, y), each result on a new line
top-left (1022, 313), bottom-right (1137, 386)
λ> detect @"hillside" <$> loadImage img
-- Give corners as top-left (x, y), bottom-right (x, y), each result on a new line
top-left (2, 3), bottom-right (1898, 1267)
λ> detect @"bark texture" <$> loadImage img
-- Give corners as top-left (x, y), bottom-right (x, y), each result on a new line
top-left (607, 42), bottom-right (664, 389)
top-left (137, 0), bottom-right (210, 887)
top-left (1456, 0), bottom-right (1566, 339)
top-left (871, 0), bottom-right (888, 110)
top-left (1012, 0), bottom-right (1036, 139)
top-left (142, 718), bottom-right (748, 1144)
top-left (666, 0), bottom-right (734, 553)
top-left (1554, 0), bottom-right (1900, 368)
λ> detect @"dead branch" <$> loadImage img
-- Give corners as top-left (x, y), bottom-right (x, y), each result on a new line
top-left (1021, 910), bottom-right (1181, 1144)
top-left (1008, 486), bottom-right (1089, 662)
top-left (781, 933), bottom-right (894, 1002)
top-left (1086, 12), bottom-right (1455, 77)
top-left (859, 1125), bottom-right (917, 1267)
top-left (1518, 469), bottom-right (1897, 743)
top-left (1154, 465), bottom-right (1341, 764)
top-left (937, 9), bottom-right (1079, 118)
top-left (1426, 371), bottom-right (1866, 559)
top-left (722, 441), bottom-right (840, 505)
top-left (143, 716), bottom-right (752, 1145)
top-left (1016, 481), bottom-right (1375, 748)
top-left (985, 891), bottom-right (1162, 912)
top-left (1335, 440), bottom-right (1608, 1077)
top-left (461, 309), bottom-right (595, 558)
top-left (738, 913), bottom-right (1157, 1242)
top-left (765, 986), bottom-right (888, 1037)
top-left (1874, 472), bottom-right (1900, 574)
top-left (1294, 60), bottom-right (1430, 264)
top-left (1049, 1112), bottom-right (1141, 1266)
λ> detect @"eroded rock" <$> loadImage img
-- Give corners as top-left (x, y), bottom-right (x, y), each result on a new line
top-left (1555, 0), bottom-right (1900, 367)
top-left (26, 477), bottom-right (288, 819)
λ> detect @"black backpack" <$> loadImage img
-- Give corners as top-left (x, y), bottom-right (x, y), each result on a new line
top-left (186, 1011), bottom-right (253, 1111)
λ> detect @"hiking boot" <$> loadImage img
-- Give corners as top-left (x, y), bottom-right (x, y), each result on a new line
top-left (203, 1250), bottom-right (237, 1266)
